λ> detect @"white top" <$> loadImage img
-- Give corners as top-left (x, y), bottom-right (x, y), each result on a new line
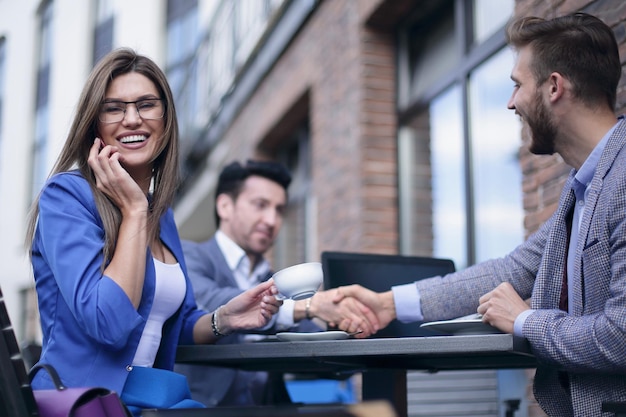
top-left (132, 259), bottom-right (186, 367)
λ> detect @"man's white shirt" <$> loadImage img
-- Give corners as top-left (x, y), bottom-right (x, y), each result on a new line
top-left (215, 230), bottom-right (296, 331)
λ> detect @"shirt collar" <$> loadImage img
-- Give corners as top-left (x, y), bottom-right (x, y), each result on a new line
top-left (573, 121), bottom-right (619, 200)
top-left (215, 230), bottom-right (247, 272)
top-left (215, 230), bottom-right (270, 278)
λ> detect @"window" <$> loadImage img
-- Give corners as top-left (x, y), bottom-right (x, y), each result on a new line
top-left (192, 0), bottom-right (285, 136)
top-left (468, 48), bottom-right (522, 262)
top-left (205, 2), bottom-right (235, 113)
top-left (233, 0), bottom-right (272, 69)
top-left (166, 0), bottom-right (199, 143)
top-left (31, 0), bottom-right (53, 200)
top-left (397, 1), bottom-right (525, 415)
top-left (0, 37), bottom-right (5, 174)
top-left (473, 0), bottom-right (514, 44)
top-left (93, 0), bottom-right (114, 65)
top-left (273, 123), bottom-right (313, 269)
top-left (397, 0), bottom-right (520, 269)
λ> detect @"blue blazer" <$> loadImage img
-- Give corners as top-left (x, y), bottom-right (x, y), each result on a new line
top-left (174, 237), bottom-right (320, 406)
top-left (415, 118), bottom-right (626, 416)
top-left (30, 171), bottom-right (207, 394)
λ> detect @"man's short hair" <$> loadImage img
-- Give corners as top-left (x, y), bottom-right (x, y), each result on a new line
top-left (214, 159), bottom-right (292, 226)
top-left (506, 12), bottom-right (620, 112)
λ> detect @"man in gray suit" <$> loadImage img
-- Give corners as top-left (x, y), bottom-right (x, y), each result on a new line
top-left (175, 160), bottom-right (378, 406)
top-left (336, 13), bottom-right (626, 417)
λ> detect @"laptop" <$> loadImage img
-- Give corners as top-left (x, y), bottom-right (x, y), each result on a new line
top-left (321, 251), bottom-right (455, 338)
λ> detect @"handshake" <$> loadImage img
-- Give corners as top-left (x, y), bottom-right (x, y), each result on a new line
top-left (270, 262), bottom-right (396, 338)
top-left (295, 284), bottom-right (396, 338)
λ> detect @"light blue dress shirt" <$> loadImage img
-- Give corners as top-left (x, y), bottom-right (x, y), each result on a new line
top-left (513, 123), bottom-right (616, 335)
top-left (392, 121), bottom-right (619, 336)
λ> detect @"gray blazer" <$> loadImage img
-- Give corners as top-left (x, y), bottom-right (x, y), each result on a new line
top-left (174, 237), bottom-right (320, 406)
top-left (416, 117), bottom-right (626, 416)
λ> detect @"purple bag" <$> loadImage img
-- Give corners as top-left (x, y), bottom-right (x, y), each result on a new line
top-left (29, 364), bottom-right (130, 417)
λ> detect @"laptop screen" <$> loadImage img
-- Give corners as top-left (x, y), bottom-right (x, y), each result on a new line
top-left (321, 251), bottom-right (455, 338)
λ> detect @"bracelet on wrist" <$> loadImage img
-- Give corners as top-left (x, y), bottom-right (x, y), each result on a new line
top-left (211, 306), bottom-right (230, 337)
top-left (305, 296), bottom-right (313, 320)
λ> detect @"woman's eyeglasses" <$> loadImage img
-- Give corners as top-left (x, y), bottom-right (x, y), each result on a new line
top-left (99, 99), bottom-right (164, 123)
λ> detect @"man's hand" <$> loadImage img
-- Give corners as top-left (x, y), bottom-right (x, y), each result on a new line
top-left (333, 285), bottom-right (396, 331)
top-left (477, 282), bottom-right (529, 334)
top-left (221, 279), bottom-right (282, 332)
top-left (305, 289), bottom-right (380, 337)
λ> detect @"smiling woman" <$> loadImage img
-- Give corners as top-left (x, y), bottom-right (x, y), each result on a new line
top-left (95, 72), bottom-right (166, 190)
top-left (23, 47), bottom-right (282, 416)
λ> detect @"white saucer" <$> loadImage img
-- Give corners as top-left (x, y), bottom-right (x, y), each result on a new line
top-left (420, 314), bottom-right (502, 335)
top-left (276, 331), bottom-right (350, 342)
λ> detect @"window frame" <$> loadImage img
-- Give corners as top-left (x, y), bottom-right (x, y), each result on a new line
top-left (396, 0), bottom-right (517, 267)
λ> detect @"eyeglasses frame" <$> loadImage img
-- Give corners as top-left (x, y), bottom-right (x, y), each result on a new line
top-left (98, 98), bottom-right (165, 124)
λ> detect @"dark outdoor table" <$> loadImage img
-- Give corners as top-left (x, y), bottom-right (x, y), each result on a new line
top-left (177, 334), bottom-right (536, 417)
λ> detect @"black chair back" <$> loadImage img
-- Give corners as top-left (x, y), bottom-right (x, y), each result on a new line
top-left (321, 251), bottom-right (455, 338)
top-left (0, 286), bottom-right (39, 416)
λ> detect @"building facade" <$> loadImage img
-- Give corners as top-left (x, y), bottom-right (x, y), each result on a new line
top-left (0, 0), bottom-right (624, 416)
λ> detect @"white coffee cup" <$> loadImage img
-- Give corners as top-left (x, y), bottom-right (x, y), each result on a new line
top-left (272, 262), bottom-right (323, 300)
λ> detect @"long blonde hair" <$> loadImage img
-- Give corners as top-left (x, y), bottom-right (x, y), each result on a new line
top-left (25, 48), bottom-right (180, 265)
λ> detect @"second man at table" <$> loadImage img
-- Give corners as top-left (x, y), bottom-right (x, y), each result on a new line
top-left (175, 159), bottom-right (378, 406)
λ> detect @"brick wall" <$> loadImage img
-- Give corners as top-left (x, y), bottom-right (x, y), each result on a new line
top-left (219, 0), bottom-right (398, 255)
top-left (219, 0), bottom-right (626, 262)
top-left (357, 11), bottom-right (398, 254)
